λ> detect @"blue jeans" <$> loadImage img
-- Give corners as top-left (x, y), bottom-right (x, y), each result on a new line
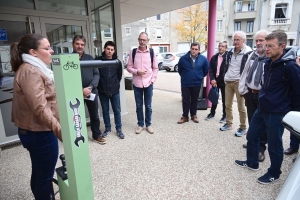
top-left (133, 84), bottom-right (153, 127)
top-left (246, 110), bottom-right (285, 178)
top-left (18, 128), bottom-right (58, 200)
top-left (85, 94), bottom-right (101, 139)
top-left (99, 92), bottom-right (122, 131)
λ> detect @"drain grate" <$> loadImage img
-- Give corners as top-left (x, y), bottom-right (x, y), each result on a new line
top-left (1, 142), bottom-right (22, 151)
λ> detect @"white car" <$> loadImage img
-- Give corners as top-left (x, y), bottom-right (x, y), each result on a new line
top-left (156, 53), bottom-right (167, 70)
top-left (277, 111), bottom-right (300, 200)
top-left (162, 52), bottom-right (186, 72)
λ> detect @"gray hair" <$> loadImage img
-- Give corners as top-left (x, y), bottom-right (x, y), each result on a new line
top-left (233, 31), bottom-right (246, 40)
top-left (253, 29), bottom-right (270, 39)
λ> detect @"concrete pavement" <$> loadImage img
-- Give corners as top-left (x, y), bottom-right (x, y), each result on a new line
top-left (0, 71), bottom-right (297, 200)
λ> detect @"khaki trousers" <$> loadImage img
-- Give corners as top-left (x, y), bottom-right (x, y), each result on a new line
top-left (225, 82), bottom-right (247, 129)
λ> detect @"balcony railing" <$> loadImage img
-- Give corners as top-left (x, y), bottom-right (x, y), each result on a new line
top-left (271, 18), bottom-right (290, 25)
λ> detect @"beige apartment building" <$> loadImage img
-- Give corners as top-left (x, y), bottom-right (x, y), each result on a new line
top-left (226, 0), bottom-right (300, 48)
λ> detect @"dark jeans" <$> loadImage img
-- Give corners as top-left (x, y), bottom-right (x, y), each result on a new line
top-left (210, 84), bottom-right (226, 117)
top-left (245, 91), bottom-right (267, 152)
top-left (85, 94), bottom-right (101, 139)
top-left (246, 110), bottom-right (285, 178)
top-left (133, 84), bottom-right (153, 127)
top-left (18, 128), bottom-right (58, 200)
top-left (99, 92), bottom-right (122, 131)
top-left (289, 133), bottom-right (300, 150)
top-left (181, 86), bottom-right (201, 118)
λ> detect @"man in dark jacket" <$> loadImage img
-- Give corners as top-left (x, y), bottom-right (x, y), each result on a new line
top-left (177, 42), bottom-right (209, 124)
top-left (205, 41), bottom-right (228, 123)
top-left (235, 31), bottom-right (300, 184)
top-left (95, 41), bottom-right (124, 139)
top-left (72, 35), bottom-right (106, 144)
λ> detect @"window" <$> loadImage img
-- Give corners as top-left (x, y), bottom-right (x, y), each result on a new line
top-left (156, 28), bottom-right (162, 39)
top-left (159, 46), bottom-right (168, 53)
top-left (125, 27), bottom-right (131, 35)
top-left (103, 29), bottom-right (112, 38)
top-left (217, 20), bottom-right (222, 31)
top-left (157, 14), bottom-right (161, 20)
top-left (236, 1), bottom-right (242, 12)
top-left (234, 22), bottom-right (241, 31)
top-left (246, 39), bottom-right (253, 48)
top-left (217, 0), bottom-right (224, 9)
top-left (248, 1), bottom-right (255, 11)
top-left (274, 3), bottom-right (287, 19)
top-left (246, 21), bottom-right (254, 33)
top-left (139, 27), bottom-right (147, 34)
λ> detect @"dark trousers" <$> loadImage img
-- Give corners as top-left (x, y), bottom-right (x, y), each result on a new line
top-left (244, 91), bottom-right (267, 152)
top-left (210, 84), bottom-right (226, 117)
top-left (246, 110), bottom-right (285, 178)
top-left (289, 133), bottom-right (300, 150)
top-left (18, 128), bottom-right (58, 200)
top-left (85, 94), bottom-right (101, 139)
top-left (181, 86), bottom-right (201, 118)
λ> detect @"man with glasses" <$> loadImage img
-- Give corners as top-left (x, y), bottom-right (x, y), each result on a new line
top-left (239, 30), bottom-right (269, 162)
top-left (127, 32), bottom-right (159, 134)
top-left (177, 42), bottom-right (208, 124)
top-left (235, 31), bottom-right (300, 184)
top-left (72, 35), bottom-right (106, 144)
top-left (220, 31), bottom-right (252, 137)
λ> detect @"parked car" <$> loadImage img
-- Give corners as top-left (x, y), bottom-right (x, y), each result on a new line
top-left (277, 111), bottom-right (300, 200)
top-left (156, 53), bottom-right (166, 70)
top-left (162, 52), bottom-right (186, 72)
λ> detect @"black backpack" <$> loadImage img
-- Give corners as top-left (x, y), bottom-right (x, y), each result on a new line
top-left (132, 48), bottom-right (154, 68)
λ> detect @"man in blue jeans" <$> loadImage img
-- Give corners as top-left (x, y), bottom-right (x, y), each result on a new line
top-left (235, 31), bottom-right (300, 184)
top-left (127, 32), bottom-right (159, 134)
top-left (95, 41), bottom-right (124, 139)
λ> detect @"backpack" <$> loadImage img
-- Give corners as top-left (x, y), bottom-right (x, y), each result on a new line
top-left (132, 48), bottom-right (154, 68)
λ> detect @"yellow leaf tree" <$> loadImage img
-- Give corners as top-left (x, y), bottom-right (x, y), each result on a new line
top-left (172, 3), bottom-right (208, 47)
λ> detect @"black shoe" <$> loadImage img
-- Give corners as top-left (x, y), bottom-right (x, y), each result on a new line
top-left (117, 130), bottom-right (125, 139)
top-left (234, 160), bottom-right (259, 171)
top-left (257, 173), bottom-right (279, 185)
top-left (258, 151), bottom-right (265, 162)
top-left (284, 148), bottom-right (298, 155)
top-left (242, 143), bottom-right (247, 148)
top-left (205, 113), bottom-right (214, 121)
top-left (219, 116), bottom-right (226, 123)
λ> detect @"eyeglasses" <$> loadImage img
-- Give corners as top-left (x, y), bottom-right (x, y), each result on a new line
top-left (39, 47), bottom-right (53, 51)
top-left (138, 39), bottom-right (148, 42)
top-left (265, 44), bottom-right (281, 49)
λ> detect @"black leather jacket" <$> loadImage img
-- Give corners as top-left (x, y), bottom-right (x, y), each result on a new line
top-left (209, 51), bottom-right (229, 87)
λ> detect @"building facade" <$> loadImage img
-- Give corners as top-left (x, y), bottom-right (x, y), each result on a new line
top-left (227, 0), bottom-right (300, 48)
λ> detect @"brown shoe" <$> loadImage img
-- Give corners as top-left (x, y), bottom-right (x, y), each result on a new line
top-left (94, 137), bottom-right (106, 145)
top-left (191, 115), bottom-right (199, 123)
top-left (177, 116), bottom-right (189, 124)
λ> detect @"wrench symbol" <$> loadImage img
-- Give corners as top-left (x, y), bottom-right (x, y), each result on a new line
top-left (69, 98), bottom-right (85, 147)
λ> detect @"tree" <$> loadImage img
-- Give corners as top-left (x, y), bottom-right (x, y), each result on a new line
top-left (172, 3), bottom-right (208, 46)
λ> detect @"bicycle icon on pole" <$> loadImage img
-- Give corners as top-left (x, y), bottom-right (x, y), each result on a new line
top-left (63, 61), bottom-right (79, 70)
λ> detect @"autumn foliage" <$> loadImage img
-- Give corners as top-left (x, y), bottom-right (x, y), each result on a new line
top-left (172, 3), bottom-right (208, 46)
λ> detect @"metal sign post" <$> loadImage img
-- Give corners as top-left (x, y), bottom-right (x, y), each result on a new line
top-left (52, 53), bottom-right (118, 200)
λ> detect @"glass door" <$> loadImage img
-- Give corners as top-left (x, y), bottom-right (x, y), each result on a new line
top-left (0, 14), bottom-right (40, 147)
top-left (39, 18), bottom-right (89, 55)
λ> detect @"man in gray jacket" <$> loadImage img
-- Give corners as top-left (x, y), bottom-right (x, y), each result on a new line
top-left (220, 31), bottom-right (252, 136)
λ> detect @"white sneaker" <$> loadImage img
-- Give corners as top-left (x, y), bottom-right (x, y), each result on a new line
top-left (135, 126), bottom-right (143, 134)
